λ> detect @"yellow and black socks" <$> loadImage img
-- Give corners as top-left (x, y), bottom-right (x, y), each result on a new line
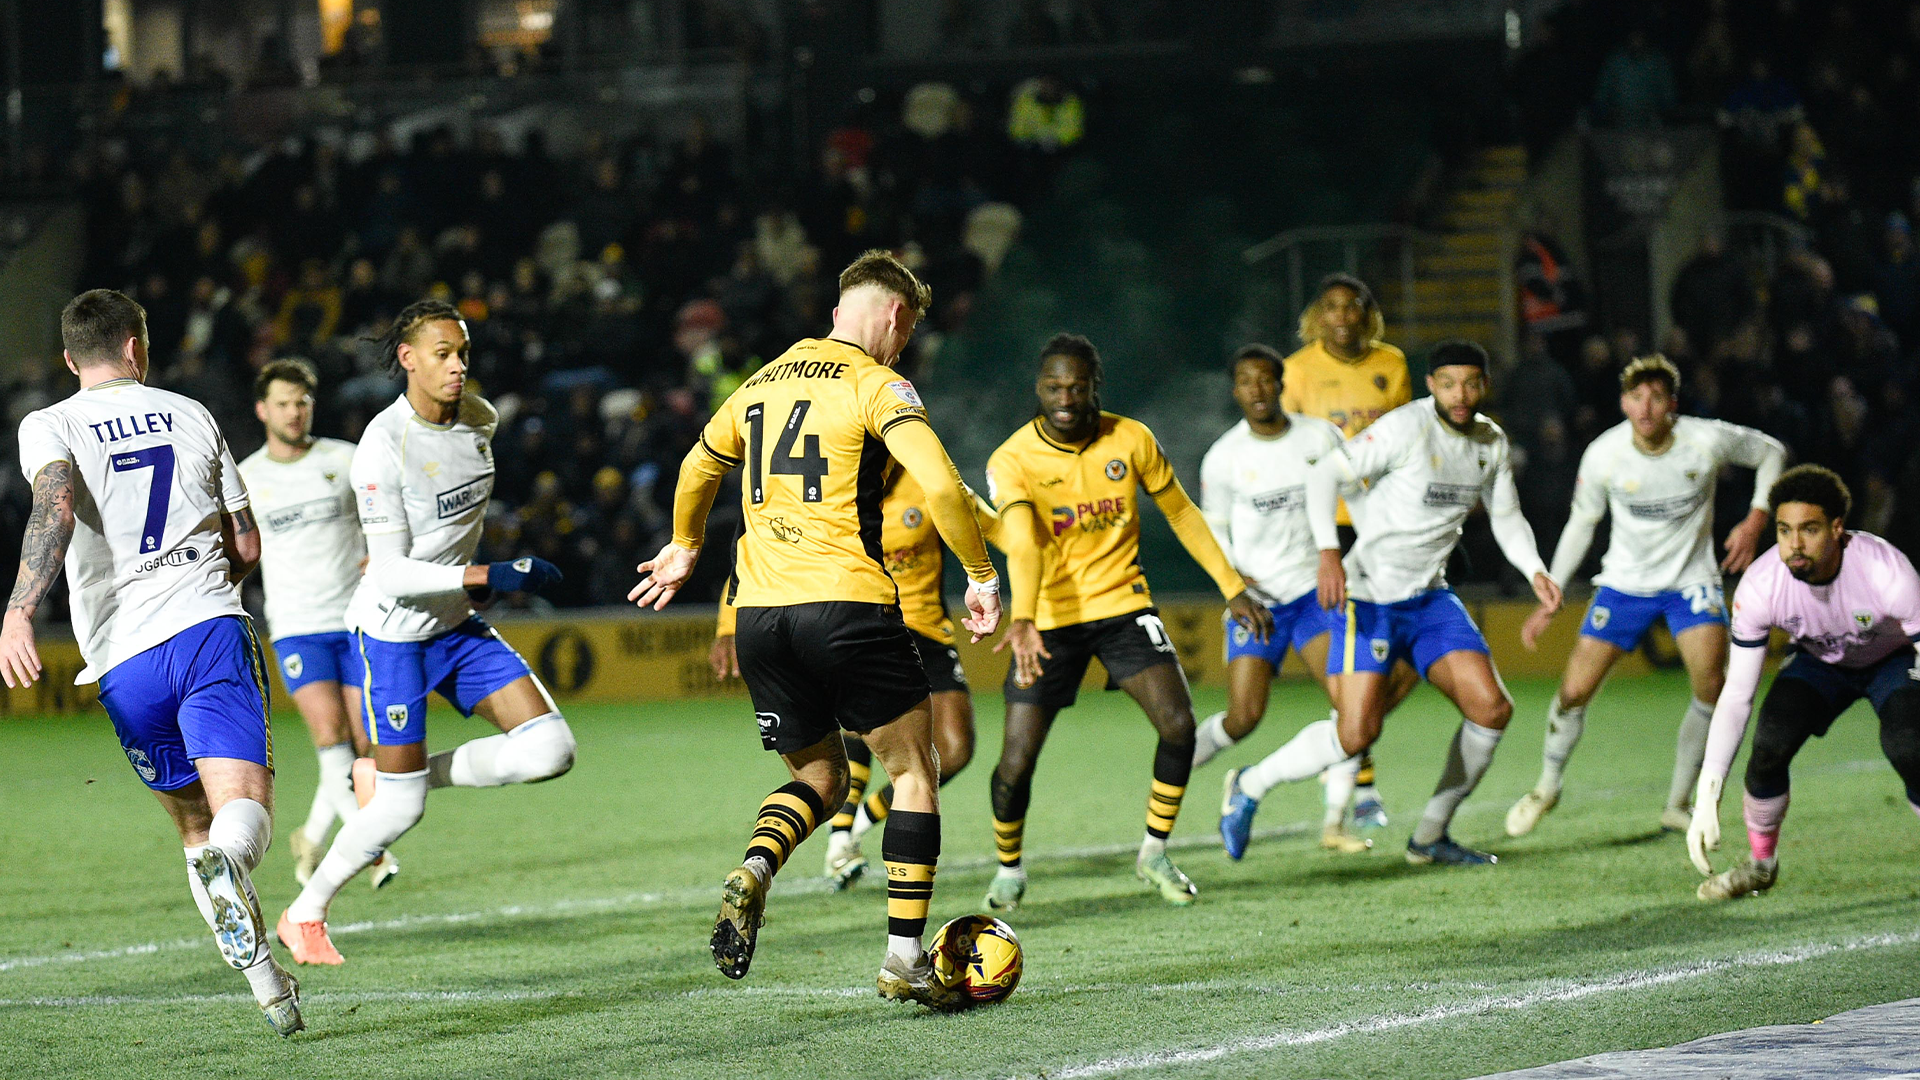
top-left (882, 808), bottom-right (939, 957)
top-left (745, 781), bottom-right (825, 880)
top-left (1143, 736), bottom-right (1192, 856)
top-left (990, 771), bottom-right (1029, 872)
top-left (832, 735), bottom-right (871, 833)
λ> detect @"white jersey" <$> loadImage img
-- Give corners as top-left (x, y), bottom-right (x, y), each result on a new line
top-left (239, 438), bottom-right (364, 640)
top-left (344, 394), bottom-right (498, 642)
top-left (1312, 399), bottom-right (1546, 604)
top-left (1200, 415), bottom-right (1345, 605)
top-left (1553, 416), bottom-right (1785, 595)
top-left (15, 380), bottom-right (249, 683)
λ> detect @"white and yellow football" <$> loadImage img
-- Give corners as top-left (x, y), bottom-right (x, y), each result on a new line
top-left (930, 914), bottom-right (1023, 1005)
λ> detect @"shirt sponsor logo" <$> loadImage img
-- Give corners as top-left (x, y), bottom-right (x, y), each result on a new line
top-left (1624, 493), bottom-right (1702, 521)
top-left (263, 496), bottom-right (343, 533)
top-left (1054, 497), bottom-right (1128, 535)
top-left (136, 548), bottom-right (201, 573)
top-left (1249, 485), bottom-right (1306, 513)
top-left (435, 476), bottom-right (492, 519)
top-left (1421, 483), bottom-right (1481, 508)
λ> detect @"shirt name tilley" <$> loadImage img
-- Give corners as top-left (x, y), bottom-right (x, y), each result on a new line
top-left (88, 412), bottom-right (175, 443)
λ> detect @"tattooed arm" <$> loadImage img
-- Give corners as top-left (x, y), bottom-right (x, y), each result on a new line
top-left (1, 460), bottom-right (77, 688)
top-left (222, 507), bottom-right (260, 582)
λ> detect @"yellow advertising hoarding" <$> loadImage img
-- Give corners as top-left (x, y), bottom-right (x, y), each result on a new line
top-left (0, 595), bottom-right (1689, 717)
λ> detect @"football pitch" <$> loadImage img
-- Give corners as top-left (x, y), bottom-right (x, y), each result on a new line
top-left (5, 671), bottom-right (1919, 1079)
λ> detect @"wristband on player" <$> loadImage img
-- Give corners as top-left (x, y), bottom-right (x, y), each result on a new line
top-left (969, 575), bottom-right (1001, 597)
top-left (488, 556), bottom-right (565, 594)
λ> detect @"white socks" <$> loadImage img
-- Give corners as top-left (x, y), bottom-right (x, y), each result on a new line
top-left (209, 797), bottom-right (271, 873)
top-left (1139, 833), bottom-right (1167, 861)
top-left (744, 855), bottom-right (773, 886)
top-left (1240, 719), bottom-right (1353, 802)
top-left (1668, 698), bottom-right (1714, 811)
top-left (287, 769), bottom-right (427, 923)
top-left (1322, 753), bottom-right (1362, 828)
top-left (427, 713), bottom-right (576, 788)
top-left (851, 800), bottom-right (879, 843)
top-left (1191, 711), bottom-right (1235, 769)
top-left (887, 934), bottom-right (922, 962)
top-left (1537, 698), bottom-right (1587, 794)
top-left (303, 743), bottom-right (357, 843)
top-left (1414, 721), bottom-right (1503, 846)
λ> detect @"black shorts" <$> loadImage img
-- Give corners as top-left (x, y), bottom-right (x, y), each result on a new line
top-left (913, 631), bottom-right (969, 695)
top-left (1003, 607), bottom-right (1180, 710)
top-left (736, 602), bottom-right (932, 754)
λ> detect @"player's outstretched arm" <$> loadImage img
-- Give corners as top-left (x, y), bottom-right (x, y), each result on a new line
top-left (1304, 455), bottom-right (1346, 609)
top-left (1486, 453), bottom-right (1561, 615)
top-left (1721, 425), bottom-right (1786, 571)
top-left (1690, 642), bottom-right (1767, 874)
top-left (711, 601), bottom-right (739, 680)
top-left (1150, 480), bottom-right (1269, 644)
top-left (1, 461), bottom-right (76, 689)
top-left (991, 502), bottom-right (1050, 682)
top-left (631, 441), bottom-right (730, 610)
top-left (885, 420), bottom-right (1000, 640)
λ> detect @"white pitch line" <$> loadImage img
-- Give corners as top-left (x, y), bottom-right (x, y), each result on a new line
top-left (0, 820), bottom-right (1314, 976)
top-left (1017, 928), bottom-right (1920, 1079)
top-left (0, 987), bottom-right (568, 1009)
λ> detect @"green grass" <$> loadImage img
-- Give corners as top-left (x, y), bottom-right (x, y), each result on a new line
top-left (4, 672), bottom-right (1919, 1079)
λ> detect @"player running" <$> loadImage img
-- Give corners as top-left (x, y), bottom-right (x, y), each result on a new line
top-left (275, 300), bottom-right (575, 965)
top-left (633, 250), bottom-right (1000, 1008)
top-left (239, 358), bottom-right (398, 889)
top-left (1, 289), bottom-right (301, 1034)
top-left (1271, 274), bottom-right (1418, 830)
top-left (1193, 344), bottom-right (1370, 854)
top-left (712, 472), bottom-right (1001, 890)
top-left (1507, 355), bottom-right (1784, 837)
top-left (1688, 466), bottom-right (1920, 900)
top-left (983, 333), bottom-right (1272, 911)
top-left (1220, 340), bottom-right (1562, 866)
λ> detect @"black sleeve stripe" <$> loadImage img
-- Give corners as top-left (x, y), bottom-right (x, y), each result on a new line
top-left (879, 413), bottom-right (929, 436)
top-left (700, 436), bottom-right (743, 467)
top-left (1000, 499), bottom-right (1034, 511)
top-left (1731, 636), bottom-right (1769, 648)
top-left (1146, 479), bottom-right (1176, 496)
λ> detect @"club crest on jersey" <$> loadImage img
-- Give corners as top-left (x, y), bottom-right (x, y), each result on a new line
top-left (283, 653), bottom-right (304, 679)
top-left (1370, 639), bottom-right (1389, 662)
top-left (323, 471), bottom-right (337, 483)
top-left (1685, 469), bottom-right (1698, 481)
top-left (125, 747), bottom-right (157, 782)
top-left (1591, 606), bottom-right (1611, 629)
top-left (902, 507), bottom-right (923, 529)
top-left (1855, 610), bottom-right (1875, 628)
top-left (1105, 459), bottom-right (1127, 481)
top-left (887, 381), bottom-right (923, 408)
top-left (386, 704), bottom-right (409, 732)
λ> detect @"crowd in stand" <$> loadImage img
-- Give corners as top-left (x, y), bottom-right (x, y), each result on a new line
top-left (1505, 0), bottom-right (1920, 570)
top-left (0, 78), bottom-right (1083, 613)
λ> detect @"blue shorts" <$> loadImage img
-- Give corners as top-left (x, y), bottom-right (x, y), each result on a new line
top-left (96, 616), bottom-right (273, 792)
top-left (1773, 648), bottom-right (1919, 721)
top-left (1580, 584), bottom-right (1727, 651)
top-left (272, 631), bottom-right (356, 694)
top-left (1327, 589), bottom-right (1489, 677)
top-left (355, 617), bottom-right (534, 746)
top-left (1224, 591), bottom-right (1331, 673)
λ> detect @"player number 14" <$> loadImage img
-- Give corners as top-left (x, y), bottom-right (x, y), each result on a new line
top-left (744, 400), bottom-right (831, 504)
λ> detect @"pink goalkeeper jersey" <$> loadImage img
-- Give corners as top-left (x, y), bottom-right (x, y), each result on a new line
top-left (1729, 531), bottom-right (1920, 668)
top-left (1704, 532), bottom-right (1920, 784)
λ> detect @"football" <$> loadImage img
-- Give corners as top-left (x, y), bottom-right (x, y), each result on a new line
top-left (930, 914), bottom-right (1024, 1006)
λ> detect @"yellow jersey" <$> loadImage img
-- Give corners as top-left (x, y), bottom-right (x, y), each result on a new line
top-left (1280, 341), bottom-right (1411, 525)
top-left (697, 338), bottom-right (932, 608)
top-left (986, 413), bottom-right (1183, 631)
